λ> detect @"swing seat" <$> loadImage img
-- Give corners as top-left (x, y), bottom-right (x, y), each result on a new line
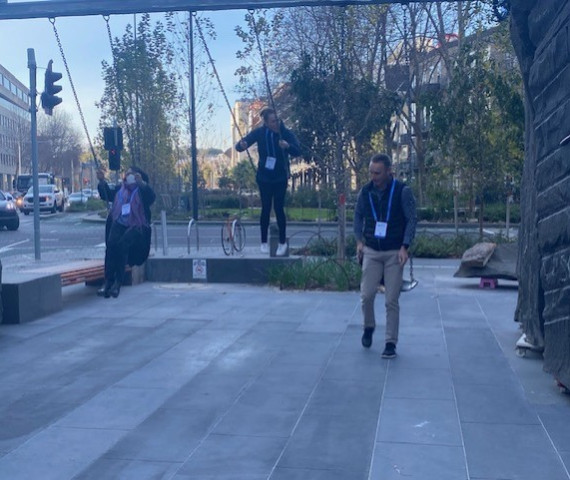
top-left (377, 278), bottom-right (418, 294)
top-left (401, 278), bottom-right (418, 292)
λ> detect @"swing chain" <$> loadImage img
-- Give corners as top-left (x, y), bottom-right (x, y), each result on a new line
top-left (248, 10), bottom-right (276, 113)
top-left (103, 14), bottom-right (135, 164)
top-left (48, 17), bottom-right (99, 168)
top-left (192, 13), bottom-right (257, 172)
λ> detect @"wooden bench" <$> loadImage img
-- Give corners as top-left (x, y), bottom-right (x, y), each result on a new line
top-left (25, 260), bottom-right (106, 287)
top-left (25, 260), bottom-right (134, 287)
top-left (60, 261), bottom-right (105, 287)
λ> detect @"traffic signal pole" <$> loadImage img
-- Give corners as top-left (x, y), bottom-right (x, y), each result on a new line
top-left (27, 48), bottom-right (41, 260)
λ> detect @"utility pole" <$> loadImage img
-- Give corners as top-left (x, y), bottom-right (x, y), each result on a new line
top-left (27, 48), bottom-right (41, 260)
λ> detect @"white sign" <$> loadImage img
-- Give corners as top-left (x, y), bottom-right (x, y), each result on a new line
top-left (192, 259), bottom-right (207, 280)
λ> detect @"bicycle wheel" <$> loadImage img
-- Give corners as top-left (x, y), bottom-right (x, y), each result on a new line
top-left (232, 220), bottom-right (246, 252)
top-left (221, 224), bottom-right (232, 256)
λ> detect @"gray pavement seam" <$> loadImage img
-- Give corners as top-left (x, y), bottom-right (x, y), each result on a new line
top-left (438, 290), bottom-right (472, 480)
top-left (265, 300), bottom-right (360, 479)
top-left (166, 341), bottom-right (283, 479)
top-left (366, 349), bottom-right (391, 480)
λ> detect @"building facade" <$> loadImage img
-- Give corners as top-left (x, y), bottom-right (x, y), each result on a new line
top-left (0, 64), bottom-right (30, 192)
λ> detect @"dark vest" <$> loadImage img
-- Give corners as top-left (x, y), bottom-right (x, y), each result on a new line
top-left (362, 179), bottom-right (406, 251)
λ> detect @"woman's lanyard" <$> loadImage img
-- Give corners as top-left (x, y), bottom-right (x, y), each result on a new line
top-left (265, 128), bottom-right (277, 170)
top-left (368, 180), bottom-right (395, 238)
top-left (119, 187), bottom-right (138, 217)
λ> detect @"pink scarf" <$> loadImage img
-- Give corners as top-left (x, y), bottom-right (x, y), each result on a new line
top-left (111, 182), bottom-right (147, 228)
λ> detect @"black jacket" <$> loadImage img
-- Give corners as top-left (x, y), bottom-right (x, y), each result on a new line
top-left (355, 179), bottom-right (408, 251)
top-left (235, 124), bottom-right (301, 183)
top-left (98, 180), bottom-right (156, 266)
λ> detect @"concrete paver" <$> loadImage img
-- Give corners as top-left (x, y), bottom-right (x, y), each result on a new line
top-left (0, 259), bottom-right (569, 480)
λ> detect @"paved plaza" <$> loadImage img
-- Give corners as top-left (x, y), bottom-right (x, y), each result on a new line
top-left (0, 259), bottom-right (569, 479)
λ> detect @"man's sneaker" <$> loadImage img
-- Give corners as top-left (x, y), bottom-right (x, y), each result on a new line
top-left (260, 243), bottom-right (269, 254)
top-left (276, 243), bottom-right (288, 256)
top-left (382, 342), bottom-right (397, 359)
top-left (361, 327), bottom-right (374, 348)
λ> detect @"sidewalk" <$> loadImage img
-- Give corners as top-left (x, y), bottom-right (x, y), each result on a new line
top-left (0, 260), bottom-right (568, 479)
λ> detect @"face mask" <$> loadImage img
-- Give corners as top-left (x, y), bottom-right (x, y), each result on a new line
top-left (126, 174), bottom-right (136, 185)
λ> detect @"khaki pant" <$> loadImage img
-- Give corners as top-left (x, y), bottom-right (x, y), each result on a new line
top-left (360, 247), bottom-right (404, 345)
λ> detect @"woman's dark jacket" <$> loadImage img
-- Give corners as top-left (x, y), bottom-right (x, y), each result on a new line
top-left (235, 124), bottom-right (301, 184)
top-left (98, 180), bottom-right (156, 266)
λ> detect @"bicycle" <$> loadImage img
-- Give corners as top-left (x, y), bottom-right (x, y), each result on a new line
top-left (221, 214), bottom-right (246, 255)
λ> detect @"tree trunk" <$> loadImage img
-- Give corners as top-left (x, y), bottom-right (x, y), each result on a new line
top-left (478, 199), bottom-right (484, 240)
top-left (413, 101), bottom-right (425, 206)
top-left (335, 138), bottom-right (346, 261)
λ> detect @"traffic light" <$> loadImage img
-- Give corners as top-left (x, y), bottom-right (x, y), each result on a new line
top-left (103, 127), bottom-right (123, 150)
top-left (109, 148), bottom-right (121, 171)
top-left (103, 126), bottom-right (123, 171)
top-left (41, 60), bottom-right (62, 116)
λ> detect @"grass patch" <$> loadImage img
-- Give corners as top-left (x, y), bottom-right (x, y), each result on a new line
top-left (158, 207), bottom-right (344, 222)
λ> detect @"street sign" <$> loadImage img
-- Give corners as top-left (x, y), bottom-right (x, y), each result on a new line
top-left (192, 259), bottom-right (207, 280)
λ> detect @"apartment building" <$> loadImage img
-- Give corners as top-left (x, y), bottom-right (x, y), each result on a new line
top-left (0, 64), bottom-right (29, 192)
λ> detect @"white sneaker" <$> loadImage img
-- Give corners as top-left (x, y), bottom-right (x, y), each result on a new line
top-left (260, 243), bottom-right (269, 254)
top-left (276, 243), bottom-right (288, 256)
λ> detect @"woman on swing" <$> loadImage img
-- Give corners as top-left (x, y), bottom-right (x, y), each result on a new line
top-left (235, 107), bottom-right (301, 256)
top-left (96, 166), bottom-right (155, 298)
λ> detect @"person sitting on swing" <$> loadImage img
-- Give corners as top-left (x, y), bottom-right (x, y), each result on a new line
top-left (354, 153), bottom-right (417, 358)
top-left (96, 166), bottom-right (155, 298)
top-left (235, 107), bottom-right (301, 256)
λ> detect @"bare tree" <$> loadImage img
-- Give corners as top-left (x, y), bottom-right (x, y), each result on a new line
top-left (37, 110), bottom-right (83, 184)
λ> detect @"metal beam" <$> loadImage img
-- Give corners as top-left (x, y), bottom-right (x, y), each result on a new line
top-left (0, 0), bottom-right (438, 21)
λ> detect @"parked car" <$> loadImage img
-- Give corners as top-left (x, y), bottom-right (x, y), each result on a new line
top-left (67, 192), bottom-right (89, 205)
top-left (22, 184), bottom-right (65, 215)
top-left (11, 191), bottom-right (24, 210)
top-left (81, 188), bottom-right (100, 200)
top-left (0, 190), bottom-right (20, 230)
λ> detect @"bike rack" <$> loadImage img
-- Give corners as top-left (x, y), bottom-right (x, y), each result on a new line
top-left (187, 218), bottom-right (200, 253)
top-left (231, 219), bottom-right (238, 255)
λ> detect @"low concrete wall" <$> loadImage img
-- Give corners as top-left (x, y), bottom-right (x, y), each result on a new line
top-left (1, 272), bottom-right (62, 324)
top-left (0, 257), bottom-right (301, 324)
top-left (146, 257), bottom-right (301, 284)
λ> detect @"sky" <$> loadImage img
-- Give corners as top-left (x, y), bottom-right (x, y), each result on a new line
top-left (0, 8), bottom-right (252, 151)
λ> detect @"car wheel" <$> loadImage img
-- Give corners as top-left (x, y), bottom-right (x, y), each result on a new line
top-left (51, 203), bottom-right (57, 214)
top-left (7, 218), bottom-right (19, 231)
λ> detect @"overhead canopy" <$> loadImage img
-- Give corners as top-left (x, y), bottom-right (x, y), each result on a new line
top-left (0, 0), bottom-right (442, 20)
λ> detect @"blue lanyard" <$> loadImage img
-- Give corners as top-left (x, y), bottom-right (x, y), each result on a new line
top-left (266, 128), bottom-right (276, 157)
top-left (119, 187), bottom-right (139, 207)
top-left (368, 180), bottom-right (395, 223)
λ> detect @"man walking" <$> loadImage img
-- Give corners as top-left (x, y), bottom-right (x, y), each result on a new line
top-left (354, 153), bottom-right (417, 358)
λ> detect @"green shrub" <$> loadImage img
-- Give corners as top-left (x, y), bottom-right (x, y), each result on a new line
top-left (268, 258), bottom-right (361, 291)
top-left (411, 233), bottom-right (475, 258)
top-left (482, 203), bottom-right (521, 223)
top-left (292, 232), bottom-right (500, 260)
top-left (291, 234), bottom-right (357, 258)
top-left (288, 187), bottom-right (337, 209)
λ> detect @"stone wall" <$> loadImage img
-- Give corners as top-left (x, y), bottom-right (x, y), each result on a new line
top-left (511, 0), bottom-right (570, 387)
